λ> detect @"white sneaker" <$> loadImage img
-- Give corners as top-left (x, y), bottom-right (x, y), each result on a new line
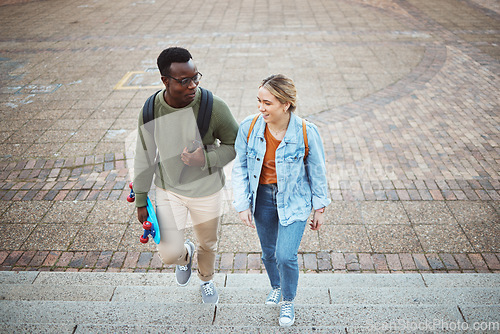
top-left (279, 301), bottom-right (295, 327)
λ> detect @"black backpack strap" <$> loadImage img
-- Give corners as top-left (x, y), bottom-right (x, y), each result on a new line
top-left (197, 87), bottom-right (214, 175)
top-left (197, 87), bottom-right (213, 140)
top-left (142, 90), bottom-right (162, 134)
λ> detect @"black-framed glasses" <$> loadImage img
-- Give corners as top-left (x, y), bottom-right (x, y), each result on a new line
top-left (165, 72), bottom-right (202, 87)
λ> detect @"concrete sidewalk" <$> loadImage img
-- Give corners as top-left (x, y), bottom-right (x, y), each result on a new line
top-left (0, 271), bottom-right (499, 333)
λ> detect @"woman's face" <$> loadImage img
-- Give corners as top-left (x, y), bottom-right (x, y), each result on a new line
top-left (257, 86), bottom-right (290, 124)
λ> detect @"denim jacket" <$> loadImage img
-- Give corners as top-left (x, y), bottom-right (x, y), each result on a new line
top-left (232, 113), bottom-right (331, 226)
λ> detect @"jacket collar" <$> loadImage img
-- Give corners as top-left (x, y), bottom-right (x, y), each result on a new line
top-left (254, 112), bottom-right (302, 144)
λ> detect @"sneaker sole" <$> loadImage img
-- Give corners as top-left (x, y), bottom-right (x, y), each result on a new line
top-left (265, 301), bottom-right (279, 305)
top-left (279, 317), bottom-right (295, 327)
top-left (202, 295), bottom-right (219, 304)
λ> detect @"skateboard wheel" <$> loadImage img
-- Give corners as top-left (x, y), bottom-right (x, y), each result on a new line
top-left (129, 182), bottom-right (133, 189)
top-left (143, 221), bottom-right (152, 230)
top-left (140, 235), bottom-right (149, 243)
top-left (127, 195), bottom-right (135, 203)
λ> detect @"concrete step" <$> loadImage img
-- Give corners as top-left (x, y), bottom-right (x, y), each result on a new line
top-left (0, 272), bottom-right (498, 333)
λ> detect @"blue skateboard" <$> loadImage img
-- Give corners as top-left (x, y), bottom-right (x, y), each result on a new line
top-left (127, 182), bottom-right (161, 244)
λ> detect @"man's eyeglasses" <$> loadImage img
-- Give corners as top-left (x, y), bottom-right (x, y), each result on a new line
top-left (165, 72), bottom-right (202, 87)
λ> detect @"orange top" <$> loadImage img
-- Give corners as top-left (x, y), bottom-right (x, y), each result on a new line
top-left (259, 126), bottom-right (282, 184)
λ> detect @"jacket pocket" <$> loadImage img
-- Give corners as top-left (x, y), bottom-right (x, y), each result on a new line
top-left (284, 148), bottom-right (305, 177)
top-left (246, 149), bottom-right (258, 172)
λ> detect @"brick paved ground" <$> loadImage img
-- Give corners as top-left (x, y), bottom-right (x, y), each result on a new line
top-left (0, 0), bottom-right (498, 273)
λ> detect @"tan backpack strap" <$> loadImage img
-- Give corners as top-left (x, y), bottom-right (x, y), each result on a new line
top-left (247, 114), bottom-right (260, 143)
top-left (302, 119), bottom-right (309, 160)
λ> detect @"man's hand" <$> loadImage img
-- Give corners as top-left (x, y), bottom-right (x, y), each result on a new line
top-left (239, 208), bottom-right (255, 229)
top-left (181, 147), bottom-right (205, 167)
top-left (137, 206), bottom-right (148, 223)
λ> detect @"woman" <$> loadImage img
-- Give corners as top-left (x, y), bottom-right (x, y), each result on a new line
top-left (232, 74), bottom-right (331, 327)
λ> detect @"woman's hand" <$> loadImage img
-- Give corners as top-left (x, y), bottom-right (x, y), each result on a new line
top-left (310, 210), bottom-right (324, 230)
top-left (239, 208), bottom-right (255, 229)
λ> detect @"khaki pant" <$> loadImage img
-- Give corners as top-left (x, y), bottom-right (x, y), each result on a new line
top-left (155, 188), bottom-right (221, 281)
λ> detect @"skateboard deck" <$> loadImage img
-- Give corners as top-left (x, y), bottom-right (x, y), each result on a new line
top-left (142, 196), bottom-right (161, 244)
top-left (127, 182), bottom-right (161, 244)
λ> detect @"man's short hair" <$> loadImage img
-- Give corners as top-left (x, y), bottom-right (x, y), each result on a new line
top-left (157, 47), bottom-right (193, 76)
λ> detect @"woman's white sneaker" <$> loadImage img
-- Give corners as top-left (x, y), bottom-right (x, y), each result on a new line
top-left (265, 287), bottom-right (282, 304)
top-left (279, 301), bottom-right (295, 327)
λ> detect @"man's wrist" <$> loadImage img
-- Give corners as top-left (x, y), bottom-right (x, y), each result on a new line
top-left (315, 207), bottom-right (325, 213)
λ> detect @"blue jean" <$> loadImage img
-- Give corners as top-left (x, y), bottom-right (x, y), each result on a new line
top-left (253, 183), bottom-right (307, 302)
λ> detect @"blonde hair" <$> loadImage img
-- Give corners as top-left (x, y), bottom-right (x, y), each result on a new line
top-left (260, 74), bottom-right (297, 113)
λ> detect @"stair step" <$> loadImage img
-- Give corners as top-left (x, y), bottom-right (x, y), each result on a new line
top-left (0, 324), bottom-right (347, 334)
top-left (0, 301), bottom-right (470, 327)
top-left (0, 272), bottom-right (498, 332)
top-left (2, 272), bottom-right (498, 289)
top-left (1, 284), bottom-right (498, 305)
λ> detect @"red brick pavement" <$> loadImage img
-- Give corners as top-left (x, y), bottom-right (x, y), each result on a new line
top-left (1, 156), bottom-right (498, 202)
top-left (1, 250), bottom-right (499, 274)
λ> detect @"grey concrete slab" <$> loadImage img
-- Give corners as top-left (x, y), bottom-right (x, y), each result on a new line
top-left (33, 272), bottom-right (226, 287)
top-left (113, 286), bottom-right (330, 305)
top-left (459, 306), bottom-right (500, 326)
top-left (0, 301), bottom-right (215, 326)
top-left (214, 304), bottom-right (279, 326)
top-left (220, 287), bottom-right (331, 305)
top-left (225, 273), bottom-right (426, 288)
top-left (0, 284), bottom-right (115, 302)
top-left (112, 286), bottom-right (202, 304)
top-left (299, 273), bottom-right (426, 288)
top-left (75, 324), bottom-right (346, 333)
top-left (225, 273), bottom-right (271, 287)
top-left (0, 324), bottom-right (76, 334)
top-left (214, 304), bottom-right (464, 327)
top-left (0, 271), bottom-right (38, 285)
top-left (422, 273), bottom-right (500, 287)
top-left (330, 287), bottom-right (500, 305)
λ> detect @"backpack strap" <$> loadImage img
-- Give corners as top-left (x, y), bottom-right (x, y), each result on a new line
top-left (246, 114), bottom-right (260, 143)
top-left (246, 114), bottom-right (309, 161)
top-left (142, 90), bottom-right (162, 134)
top-left (197, 87), bottom-right (213, 140)
top-left (142, 88), bottom-right (213, 139)
top-left (302, 119), bottom-right (309, 160)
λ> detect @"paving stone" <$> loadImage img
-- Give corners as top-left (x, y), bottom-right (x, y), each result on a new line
top-left (360, 201), bottom-right (409, 224)
top-left (413, 224), bottom-right (474, 253)
top-left (403, 201), bottom-right (457, 225)
top-left (319, 225), bottom-right (372, 252)
top-left (366, 225), bottom-right (423, 253)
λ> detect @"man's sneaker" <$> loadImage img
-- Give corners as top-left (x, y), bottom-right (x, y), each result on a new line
top-left (175, 240), bottom-right (195, 286)
top-left (200, 280), bottom-right (219, 304)
top-left (265, 287), bottom-right (282, 304)
top-left (279, 301), bottom-right (295, 327)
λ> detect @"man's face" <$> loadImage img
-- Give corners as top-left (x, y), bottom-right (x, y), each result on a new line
top-left (162, 59), bottom-right (200, 108)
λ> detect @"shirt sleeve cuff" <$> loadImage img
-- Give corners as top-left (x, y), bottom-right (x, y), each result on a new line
top-left (135, 193), bottom-right (148, 208)
top-left (312, 197), bottom-right (331, 211)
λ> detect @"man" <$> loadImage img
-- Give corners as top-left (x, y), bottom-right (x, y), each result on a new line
top-left (133, 47), bottom-right (239, 303)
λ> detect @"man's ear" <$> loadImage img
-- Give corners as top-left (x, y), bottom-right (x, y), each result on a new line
top-left (161, 76), bottom-right (169, 87)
